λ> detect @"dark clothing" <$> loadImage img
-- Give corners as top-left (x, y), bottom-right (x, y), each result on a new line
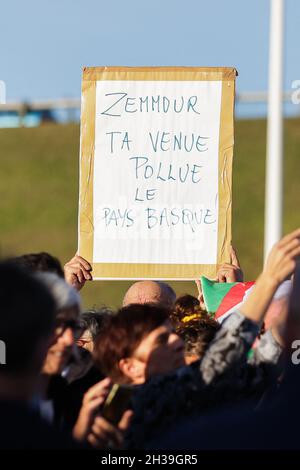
top-left (0, 400), bottom-right (76, 449)
top-left (42, 367), bottom-right (103, 431)
top-left (125, 312), bottom-right (282, 449)
top-left (150, 368), bottom-right (300, 450)
top-left (64, 347), bottom-right (94, 384)
top-left (63, 366), bottom-right (104, 429)
top-left (46, 374), bottom-right (69, 428)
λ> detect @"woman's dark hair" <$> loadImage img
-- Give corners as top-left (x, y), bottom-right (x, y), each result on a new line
top-left (171, 294), bottom-right (207, 325)
top-left (94, 303), bottom-right (170, 383)
top-left (176, 319), bottom-right (220, 359)
top-left (79, 308), bottom-right (112, 341)
top-left (172, 294), bottom-right (220, 360)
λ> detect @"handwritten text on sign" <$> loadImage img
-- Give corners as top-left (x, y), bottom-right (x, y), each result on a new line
top-left (93, 80), bottom-right (222, 264)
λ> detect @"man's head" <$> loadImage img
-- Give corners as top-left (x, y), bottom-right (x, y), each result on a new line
top-left (37, 273), bottom-right (82, 375)
top-left (11, 252), bottom-right (64, 278)
top-left (94, 304), bottom-right (185, 385)
top-left (0, 261), bottom-right (55, 397)
top-left (123, 281), bottom-right (176, 309)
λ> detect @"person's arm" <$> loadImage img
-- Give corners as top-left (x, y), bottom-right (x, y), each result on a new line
top-left (240, 228), bottom-right (300, 323)
top-left (200, 229), bottom-right (300, 384)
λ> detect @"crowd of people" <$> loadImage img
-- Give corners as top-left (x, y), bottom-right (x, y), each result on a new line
top-left (1, 228), bottom-right (300, 450)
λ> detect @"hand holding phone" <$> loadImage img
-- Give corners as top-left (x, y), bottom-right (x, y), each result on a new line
top-left (101, 384), bottom-right (133, 425)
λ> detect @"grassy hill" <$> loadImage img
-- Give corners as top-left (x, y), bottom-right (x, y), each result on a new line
top-left (0, 119), bottom-right (299, 308)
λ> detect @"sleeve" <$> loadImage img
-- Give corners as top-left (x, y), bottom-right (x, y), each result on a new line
top-left (199, 310), bottom-right (260, 384)
top-left (250, 329), bottom-right (283, 366)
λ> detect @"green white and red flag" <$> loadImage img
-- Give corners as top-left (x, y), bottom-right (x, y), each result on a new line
top-left (200, 276), bottom-right (255, 322)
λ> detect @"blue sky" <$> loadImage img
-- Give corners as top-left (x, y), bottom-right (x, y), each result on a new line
top-left (0, 0), bottom-right (299, 112)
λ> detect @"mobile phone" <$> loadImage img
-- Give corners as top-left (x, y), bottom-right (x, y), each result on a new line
top-left (101, 384), bottom-right (133, 425)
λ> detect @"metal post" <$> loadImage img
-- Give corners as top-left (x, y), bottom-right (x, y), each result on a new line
top-left (264, 0), bottom-right (285, 261)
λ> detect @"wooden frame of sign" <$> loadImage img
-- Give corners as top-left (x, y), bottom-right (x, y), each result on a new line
top-left (78, 66), bottom-right (236, 280)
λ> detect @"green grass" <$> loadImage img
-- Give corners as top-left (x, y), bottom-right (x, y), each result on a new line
top-left (0, 119), bottom-right (299, 308)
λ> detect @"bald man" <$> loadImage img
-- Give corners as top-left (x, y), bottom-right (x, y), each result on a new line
top-left (123, 281), bottom-right (176, 309)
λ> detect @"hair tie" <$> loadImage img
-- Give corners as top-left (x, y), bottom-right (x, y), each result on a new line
top-left (181, 313), bottom-right (201, 323)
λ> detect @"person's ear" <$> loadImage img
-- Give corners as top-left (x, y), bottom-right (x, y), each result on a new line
top-left (119, 357), bottom-right (145, 384)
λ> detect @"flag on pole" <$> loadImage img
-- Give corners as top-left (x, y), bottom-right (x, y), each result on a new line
top-left (200, 276), bottom-right (255, 323)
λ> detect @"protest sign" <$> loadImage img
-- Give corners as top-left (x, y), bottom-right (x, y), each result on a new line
top-left (79, 66), bottom-right (236, 279)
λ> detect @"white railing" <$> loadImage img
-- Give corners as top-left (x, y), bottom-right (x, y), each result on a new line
top-left (0, 97), bottom-right (80, 112)
top-left (0, 92), bottom-right (296, 113)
